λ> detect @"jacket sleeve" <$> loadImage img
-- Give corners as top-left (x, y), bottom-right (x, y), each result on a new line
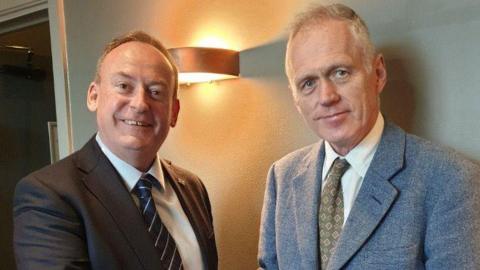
top-left (13, 175), bottom-right (90, 270)
top-left (258, 164), bottom-right (279, 269)
top-left (424, 160), bottom-right (480, 269)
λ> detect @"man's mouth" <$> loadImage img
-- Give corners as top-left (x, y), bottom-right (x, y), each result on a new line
top-left (122, 119), bottom-right (150, 127)
top-left (315, 111), bottom-right (348, 120)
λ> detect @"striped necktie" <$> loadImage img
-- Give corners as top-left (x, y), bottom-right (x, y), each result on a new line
top-left (319, 158), bottom-right (350, 269)
top-left (133, 174), bottom-right (183, 270)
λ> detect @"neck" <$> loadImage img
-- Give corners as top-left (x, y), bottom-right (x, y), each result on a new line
top-left (119, 151), bottom-right (155, 172)
top-left (331, 144), bottom-right (354, 156)
top-left (96, 134), bottom-right (157, 172)
top-left (330, 113), bottom-right (380, 156)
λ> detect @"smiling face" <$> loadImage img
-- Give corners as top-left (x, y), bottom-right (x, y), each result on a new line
top-left (87, 41), bottom-right (179, 171)
top-left (286, 19), bottom-right (386, 155)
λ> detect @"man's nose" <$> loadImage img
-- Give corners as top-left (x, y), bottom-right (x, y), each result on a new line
top-left (130, 87), bottom-right (149, 112)
top-left (318, 80), bottom-right (340, 106)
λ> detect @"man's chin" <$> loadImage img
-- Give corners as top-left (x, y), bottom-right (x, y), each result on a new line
top-left (119, 137), bottom-right (150, 150)
top-left (315, 130), bottom-right (350, 146)
top-left (114, 134), bottom-right (164, 153)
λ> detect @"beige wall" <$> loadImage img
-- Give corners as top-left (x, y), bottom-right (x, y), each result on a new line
top-left (156, 4), bottom-right (317, 264)
top-left (56, 0), bottom-right (480, 269)
top-left (159, 78), bottom-right (317, 268)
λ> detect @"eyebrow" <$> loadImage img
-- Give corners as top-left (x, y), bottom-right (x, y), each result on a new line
top-left (111, 72), bottom-right (169, 86)
top-left (110, 72), bottom-right (135, 82)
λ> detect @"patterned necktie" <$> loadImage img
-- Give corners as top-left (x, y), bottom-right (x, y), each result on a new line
top-left (319, 158), bottom-right (350, 270)
top-left (133, 174), bottom-right (183, 270)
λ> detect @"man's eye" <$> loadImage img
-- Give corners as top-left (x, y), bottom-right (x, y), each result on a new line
top-left (149, 87), bottom-right (167, 100)
top-left (150, 90), bottom-right (160, 98)
top-left (333, 69), bottom-right (349, 80)
top-left (304, 80), bottom-right (314, 88)
top-left (300, 79), bottom-right (316, 94)
top-left (115, 82), bottom-right (130, 91)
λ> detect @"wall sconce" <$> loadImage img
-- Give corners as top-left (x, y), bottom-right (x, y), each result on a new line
top-left (168, 47), bottom-right (239, 84)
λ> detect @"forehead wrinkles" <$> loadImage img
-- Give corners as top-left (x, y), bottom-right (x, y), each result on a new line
top-left (286, 21), bottom-right (364, 79)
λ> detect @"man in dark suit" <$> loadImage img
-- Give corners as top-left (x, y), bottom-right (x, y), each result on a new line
top-left (258, 3), bottom-right (480, 270)
top-left (14, 31), bottom-right (217, 270)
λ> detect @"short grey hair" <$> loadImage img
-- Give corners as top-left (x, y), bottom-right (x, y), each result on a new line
top-left (286, 3), bottom-right (376, 74)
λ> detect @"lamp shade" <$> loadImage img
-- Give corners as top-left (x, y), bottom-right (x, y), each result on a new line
top-left (168, 47), bottom-right (239, 84)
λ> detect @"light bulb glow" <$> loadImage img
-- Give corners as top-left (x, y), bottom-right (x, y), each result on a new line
top-left (195, 36), bottom-right (231, 49)
top-left (178, 72), bottom-right (237, 84)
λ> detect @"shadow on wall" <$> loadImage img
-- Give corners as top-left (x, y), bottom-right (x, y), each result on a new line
top-left (240, 39), bottom-right (287, 80)
top-left (379, 43), bottom-right (428, 134)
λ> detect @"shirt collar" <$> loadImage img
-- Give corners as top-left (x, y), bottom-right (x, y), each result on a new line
top-left (95, 134), bottom-right (166, 191)
top-left (324, 113), bottom-right (384, 178)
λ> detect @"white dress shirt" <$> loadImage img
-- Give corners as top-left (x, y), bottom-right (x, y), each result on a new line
top-left (322, 113), bottom-right (384, 226)
top-left (96, 135), bottom-right (205, 270)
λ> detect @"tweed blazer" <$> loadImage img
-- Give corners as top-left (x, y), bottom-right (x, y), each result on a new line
top-left (14, 137), bottom-right (218, 270)
top-left (258, 122), bottom-right (480, 269)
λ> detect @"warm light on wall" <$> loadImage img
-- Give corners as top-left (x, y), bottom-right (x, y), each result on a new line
top-left (195, 36), bottom-right (231, 50)
top-left (191, 24), bottom-right (238, 50)
top-left (168, 47), bottom-right (239, 84)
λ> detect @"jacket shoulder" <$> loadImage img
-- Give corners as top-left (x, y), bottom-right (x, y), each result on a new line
top-left (18, 137), bottom-right (99, 189)
top-left (18, 151), bottom-right (80, 190)
top-left (160, 159), bottom-right (209, 196)
top-left (272, 142), bottom-right (321, 172)
top-left (404, 132), bottom-right (479, 173)
top-left (265, 142), bottom-right (323, 185)
top-left (162, 159), bottom-right (202, 182)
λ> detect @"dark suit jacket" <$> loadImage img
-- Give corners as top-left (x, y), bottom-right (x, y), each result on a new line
top-left (13, 137), bottom-right (218, 270)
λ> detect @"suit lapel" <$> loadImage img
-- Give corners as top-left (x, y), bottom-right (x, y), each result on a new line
top-left (161, 160), bottom-right (213, 268)
top-left (328, 122), bottom-right (405, 270)
top-left (75, 138), bottom-right (163, 269)
top-left (292, 142), bottom-right (324, 269)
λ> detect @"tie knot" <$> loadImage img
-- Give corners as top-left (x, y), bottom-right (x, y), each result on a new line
top-left (329, 158), bottom-right (350, 181)
top-left (134, 174), bottom-right (155, 199)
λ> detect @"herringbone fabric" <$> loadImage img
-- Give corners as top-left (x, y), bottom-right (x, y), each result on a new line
top-left (319, 158), bottom-right (350, 269)
top-left (133, 174), bottom-right (183, 270)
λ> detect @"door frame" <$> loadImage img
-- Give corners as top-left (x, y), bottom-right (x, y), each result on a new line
top-left (0, 0), bottom-right (47, 26)
top-left (0, 0), bottom-right (73, 158)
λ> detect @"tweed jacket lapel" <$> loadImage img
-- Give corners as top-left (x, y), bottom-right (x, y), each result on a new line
top-left (292, 142), bottom-right (325, 269)
top-left (75, 138), bottom-right (163, 269)
top-left (328, 122), bottom-right (405, 270)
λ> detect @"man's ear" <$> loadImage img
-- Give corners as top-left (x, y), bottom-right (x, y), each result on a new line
top-left (374, 54), bottom-right (387, 94)
top-left (87, 82), bottom-right (99, 112)
top-left (170, 98), bottom-right (180, 127)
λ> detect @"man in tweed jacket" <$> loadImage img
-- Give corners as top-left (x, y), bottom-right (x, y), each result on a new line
top-left (258, 4), bottom-right (480, 270)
